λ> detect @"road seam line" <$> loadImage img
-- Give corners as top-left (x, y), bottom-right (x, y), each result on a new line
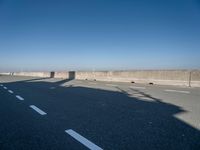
top-left (65, 129), bottom-right (103, 150)
top-left (16, 95), bottom-right (24, 100)
top-left (30, 105), bottom-right (47, 115)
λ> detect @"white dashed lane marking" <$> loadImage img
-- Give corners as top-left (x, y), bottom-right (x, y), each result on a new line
top-left (8, 90), bottom-right (14, 94)
top-left (164, 89), bottom-right (190, 94)
top-left (30, 105), bottom-right (47, 115)
top-left (0, 84), bottom-right (3, 86)
top-left (65, 129), bottom-right (103, 150)
top-left (50, 87), bottom-right (56, 89)
top-left (16, 95), bottom-right (24, 100)
top-left (3, 86), bottom-right (7, 89)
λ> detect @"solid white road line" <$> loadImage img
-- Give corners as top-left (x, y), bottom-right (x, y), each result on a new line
top-left (106, 84), bottom-right (117, 87)
top-left (89, 82), bottom-right (97, 85)
top-left (8, 90), bottom-right (14, 94)
top-left (16, 95), bottom-right (24, 100)
top-left (65, 129), bottom-right (103, 150)
top-left (164, 89), bottom-right (190, 94)
top-left (29, 105), bottom-right (47, 115)
top-left (3, 86), bottom-right (7, 89)
top-left (130, 86), bottom-right (146, 89)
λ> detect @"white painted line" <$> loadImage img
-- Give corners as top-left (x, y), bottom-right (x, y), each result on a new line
top-left (3, 86), bottom-right (7, 89)
top-left (89, 82), bottom-right (97, 85)
top-left (65, 129), bottom-right (103, 150)
top-left (8, 90), bottom-right (14, 94)
top-left (106, 84), bottom-right (117, 87)
top-left (130, 86), bottom-right (146, 89)
top-left (0, 84), bottom-right (3, 86)
top-left (164, 89), bottom-right (190, 94)
top-left (30, 105), bottom-right (47, 115)
top-left (16, 95), bottom-right (24, 100)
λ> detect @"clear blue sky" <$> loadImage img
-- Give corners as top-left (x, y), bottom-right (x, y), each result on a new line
top-left (0, 0), bottom-right (200, 71)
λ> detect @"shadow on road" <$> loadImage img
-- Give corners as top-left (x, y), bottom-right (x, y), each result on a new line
top-left (1, 76), bottom-right (200, 150)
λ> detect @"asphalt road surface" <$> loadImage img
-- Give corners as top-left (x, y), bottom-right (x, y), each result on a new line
top-left (0, 75), bottom-right (200, 150)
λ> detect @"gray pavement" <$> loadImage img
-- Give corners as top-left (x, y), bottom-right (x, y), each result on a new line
top-left (0, 75), bottom-right (200, 150)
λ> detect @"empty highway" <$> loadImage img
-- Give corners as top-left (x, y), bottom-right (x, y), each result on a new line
top-left (0, 75), bottom-right (200, 150)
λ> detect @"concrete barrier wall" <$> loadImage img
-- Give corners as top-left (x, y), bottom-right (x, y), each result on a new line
top-left (1, 70), bottom-right (200, 87)
top-left (54, 72), bottom-right (69, 79)
top-left (191, 71), bottom-right (200, 87)
top-left (0, 72), bottom-right (11, 75)
top-left (12, 72), bottom-right (50, 78)
top-left (6, 71), bottom-right (75, 79)
top-left (75, 70), bottom-right (191, 86)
